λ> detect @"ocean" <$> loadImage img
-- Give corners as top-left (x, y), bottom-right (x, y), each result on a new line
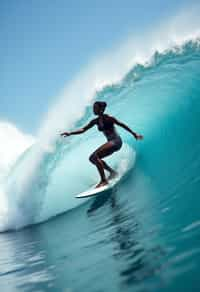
top-left (0, 38), bottom-right (200, 291)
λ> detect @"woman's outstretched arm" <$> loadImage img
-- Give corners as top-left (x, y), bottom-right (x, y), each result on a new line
top-left (112, 117), bottom-right (143, 140)
top-left (60, 119), bottom-right (97, 137)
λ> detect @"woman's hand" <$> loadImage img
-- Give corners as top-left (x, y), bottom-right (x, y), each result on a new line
top-left (60, 132), bottom-right (71, 137)
top-left (134, 133), bottom-right (143, 140)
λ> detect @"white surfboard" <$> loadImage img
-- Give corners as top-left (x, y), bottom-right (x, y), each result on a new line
top-left (75, 175), bottom-right (122, 199)
top-left (75, 148), bottom-right (136, 199)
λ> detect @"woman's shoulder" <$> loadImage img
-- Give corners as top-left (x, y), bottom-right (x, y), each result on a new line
top-left (104, 113), bottom-right (112, 119)
top-left (104, 114), bottom-right (115, 121)
top-left (87, 117), bottom-right (98, 126)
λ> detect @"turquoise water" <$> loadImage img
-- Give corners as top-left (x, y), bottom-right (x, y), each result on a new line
top-left (0, 39), bottom-right (200, 291)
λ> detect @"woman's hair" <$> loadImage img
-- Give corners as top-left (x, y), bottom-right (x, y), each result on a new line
top-left (94, 101), bottom-right (107, 112)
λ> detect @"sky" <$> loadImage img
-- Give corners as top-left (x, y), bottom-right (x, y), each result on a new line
top-left (0, 0), bottom-right (195, 135)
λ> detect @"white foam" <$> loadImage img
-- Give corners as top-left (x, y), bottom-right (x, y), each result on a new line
top-left (0, 121), bottom-right (35, 178)
top-left (0, 122), bottom-right (35, 231)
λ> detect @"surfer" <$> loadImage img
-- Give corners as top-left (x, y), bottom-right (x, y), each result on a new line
top-left (61, 101), bottom-right (143, 188)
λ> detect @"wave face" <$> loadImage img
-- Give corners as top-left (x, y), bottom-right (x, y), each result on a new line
top-left (1, 39), bottom-right (200, 232)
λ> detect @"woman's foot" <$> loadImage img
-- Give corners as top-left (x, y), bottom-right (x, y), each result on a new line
top-left (95, 180), bottom-right (108, 188)
top-left (108, 170), bottom-right (118, 181)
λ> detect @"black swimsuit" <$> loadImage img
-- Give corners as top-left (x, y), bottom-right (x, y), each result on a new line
top-left (97, 115), bottom-right (122, 151)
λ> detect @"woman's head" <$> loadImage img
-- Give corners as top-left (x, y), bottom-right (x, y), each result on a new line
top-left (93, 101), bottom-right (107, 115)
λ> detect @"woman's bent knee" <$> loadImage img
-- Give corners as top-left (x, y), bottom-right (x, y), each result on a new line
top-left (89, 153), bottom-right (98, 164)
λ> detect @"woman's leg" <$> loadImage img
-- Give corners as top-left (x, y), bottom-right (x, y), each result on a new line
top-left (89, 141), bottom-right (116, 187)
top-left (101, 160), bottom-right (118, 179)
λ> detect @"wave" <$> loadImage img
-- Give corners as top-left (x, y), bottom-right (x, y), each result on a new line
top-left (1, 5), bottom-right (200, 231)
top-left (0, 122), bottom-right (34, 179)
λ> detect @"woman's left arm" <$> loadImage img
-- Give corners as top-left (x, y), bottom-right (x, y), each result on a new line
top-left (111, 117), bottom-right (143, 140)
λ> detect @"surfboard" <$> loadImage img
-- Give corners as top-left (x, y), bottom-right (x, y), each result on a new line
top-left (75, 148), bottom-right (136, 199)
top-left (75, 175), bottom-right (121, 199)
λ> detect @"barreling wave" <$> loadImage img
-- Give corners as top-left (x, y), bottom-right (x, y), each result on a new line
top-left (1, 19), bottom-right (200, 231)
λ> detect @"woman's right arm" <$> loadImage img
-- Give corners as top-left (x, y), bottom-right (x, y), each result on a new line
top-left (61, 119), bottom-right (97, 137)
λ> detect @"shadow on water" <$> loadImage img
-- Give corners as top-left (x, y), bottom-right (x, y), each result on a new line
top-left (110, 192), bottom-right (164, 291)
top-left (87, 189), bottom-right (113, 213)
top-left (87, 174), bottom-right (165, 291)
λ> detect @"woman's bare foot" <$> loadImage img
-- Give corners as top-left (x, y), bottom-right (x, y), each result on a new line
top-left (95, 180), bottom-right (108, 188)
top-left (108, 170), bottom-right (118, 181)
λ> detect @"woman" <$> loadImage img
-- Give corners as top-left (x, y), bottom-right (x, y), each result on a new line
top-left (61, 101), bottom-right (143, 188)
